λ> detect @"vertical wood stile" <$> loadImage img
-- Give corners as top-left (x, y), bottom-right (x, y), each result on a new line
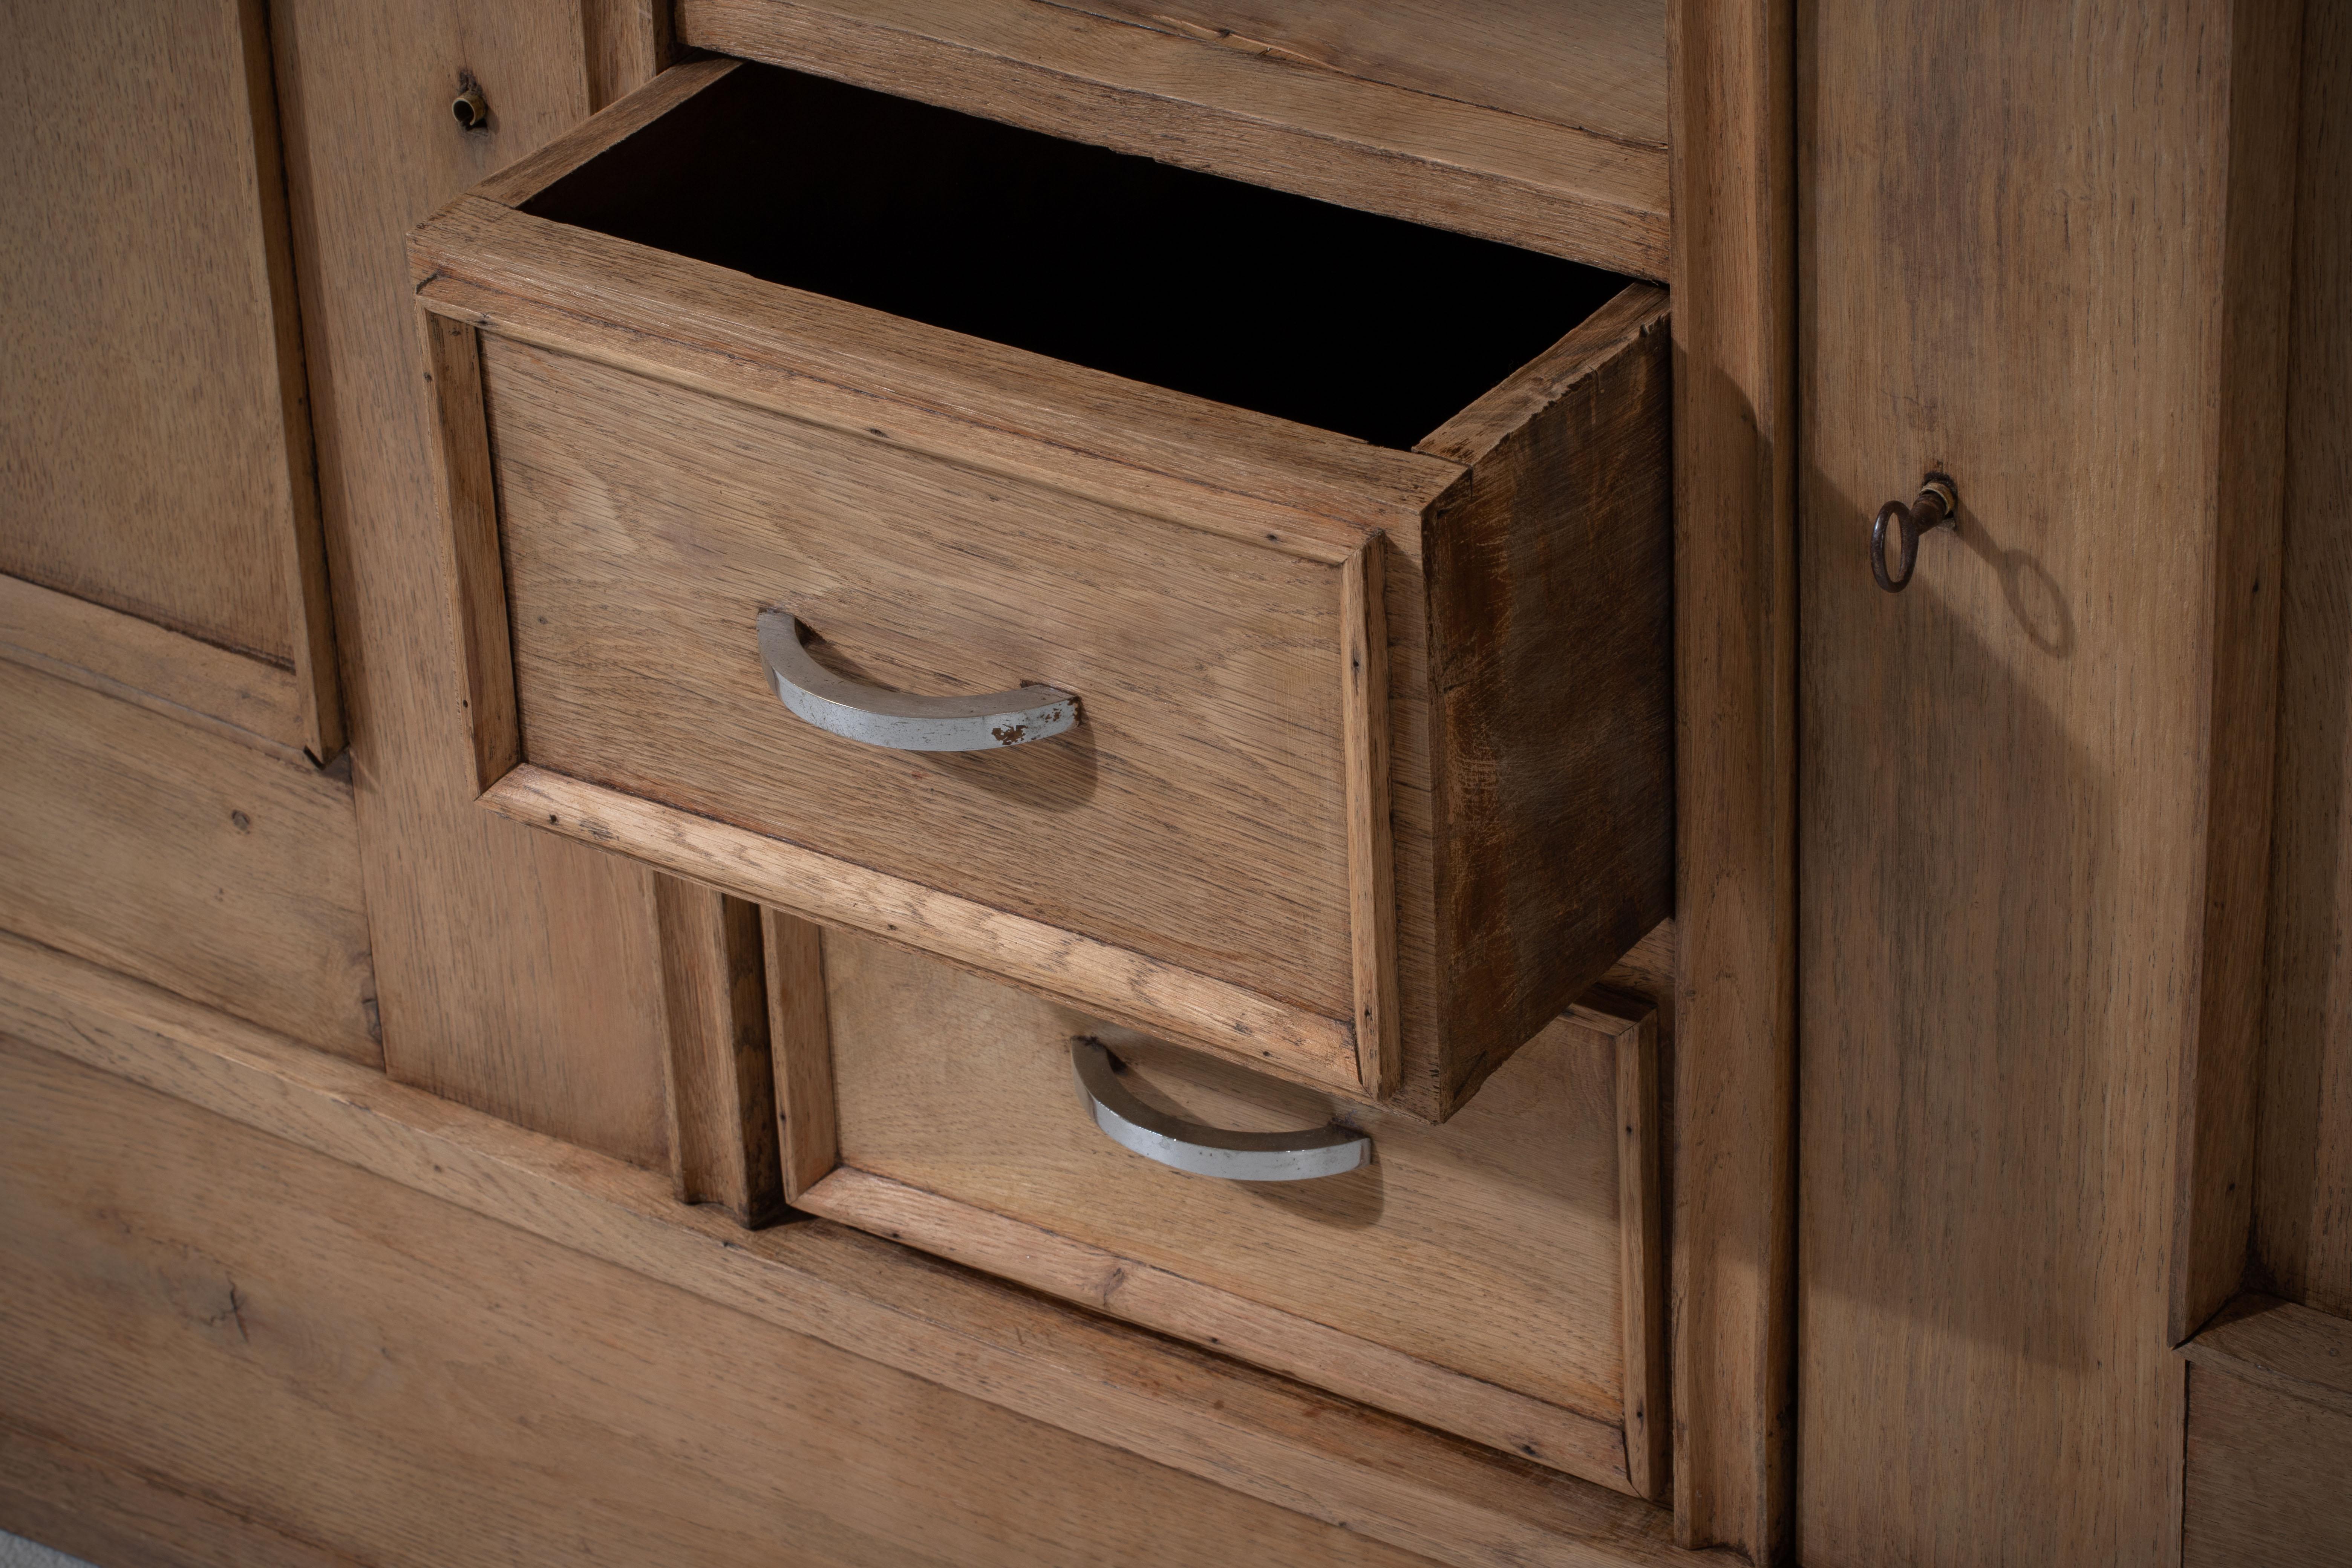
top-left (1666, 0), bottom-right (1798, 1554)
top-left (1343, 537), bottom-right (1400, 1096)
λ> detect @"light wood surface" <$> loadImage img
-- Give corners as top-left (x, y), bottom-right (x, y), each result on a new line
top-left (483, 765), bottom-right (1362, 1087)
top-left (2257, 0), bottom-right (2352, 1321)
top-left (0, 572), bottom-right (309, 755)
top-left (418, 139), bottom-right (1674, 1115)
top-left (1413, 286), bottom-right (1674, 1110)
top-left (268, 0), bottom-right (674, 1165)
top-left (764, 906), bottom-right (839, 1200)
top-left (655, 876), bottom-right (782, 1225)
top-left (0, 1040), bottom-right (1445, 1568)
top-left (0, 0), bottom-right (342, 758)
top-left (810, 930), bottom-right (1647, 1483)
top-left (2180, 1293), bottom-right (2352, 1419)
top-left (802, 1165), bottom-right (1635, 1491)
top-left (1664, 0), bottom-right (1795, 1551)
top-left (674, 0), bottom-right (1668, 278)
top-left (0, 1420), bottom-right (355, 1568)
top-left (0, 662), bottom-right (376, 1064)
top-left (2181, 1298), bottom-right (2352, 1567)
top-left (1796, 0), bottom-right (2300, 1561)
top-left (484, 329), bottom-right (1364, 1052)
top-left (2168, 0), bottom-right (2306, 1344)
top-left (1611, 994), bottom-right (1668, 1502)
top-left (1063, 0), bottom-right (1666, 147)
top-left (0, 930), bottom-right (1732, 1568)
top-left (1343, 537), bottom-right (1401, 1094)
top-left (418, 314), bottom-right (519, 795)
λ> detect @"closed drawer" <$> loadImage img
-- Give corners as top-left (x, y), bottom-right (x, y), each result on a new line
top-left (411, 58), bottom-right (1672, 1119)
top-left (781, 920), bottom-right (1666, 1499)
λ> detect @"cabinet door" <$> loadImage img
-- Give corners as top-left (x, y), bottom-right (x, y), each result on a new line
top-left (2, 0), bottom-right (339, 756)
top-left (1797, 0), bottom-right (2298, 1561)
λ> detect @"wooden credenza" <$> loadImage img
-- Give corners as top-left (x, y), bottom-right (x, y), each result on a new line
top-left (3, 3), bottom-right (2346, 1566)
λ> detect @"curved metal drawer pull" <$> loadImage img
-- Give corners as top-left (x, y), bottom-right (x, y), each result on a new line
top-left (758, 609), bottom-right (1080, 752)
top-left (1070, 1037), bottom-right (1371, 1182)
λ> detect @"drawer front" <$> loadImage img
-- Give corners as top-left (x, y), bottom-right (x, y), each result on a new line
top-left (791, 926), bottom-right (1665, 1498)
top-left (485, 333), bottom-right (1381, 1090)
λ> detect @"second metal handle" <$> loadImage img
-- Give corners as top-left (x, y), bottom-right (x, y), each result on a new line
top-left (1070, 1037), bottom-right (1371, 1182)
top-left (758, 608), bottom-right (1079, 752)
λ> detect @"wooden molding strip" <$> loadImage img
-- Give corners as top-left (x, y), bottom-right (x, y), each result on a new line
top-left (1341, 536), bottom-right (1400, 1096)
top-left (1587, 992), bottom-right (1669, 1504)
top-left (2180, 1294), bottom-right (2352, 1421)
top-left (654, 876), bottom-right (784, 1225)
top-left (0, 929), bottom-right (1733, 1568)
top-left (799, 1165), bottom-right (1636, 1493)
top-left (0, 572), bottom-right (309, 755)
top-left (481, 765), bottom-right (1366, 1092)
top-left (674, 0), bottom-right (1668, 280)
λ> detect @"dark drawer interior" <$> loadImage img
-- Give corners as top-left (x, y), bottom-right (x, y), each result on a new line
top-left (522, 61), bottom-right (1629, 450)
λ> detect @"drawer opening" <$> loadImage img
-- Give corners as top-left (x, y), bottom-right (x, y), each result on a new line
top-left (522, 62), bottom-right (1631, 451)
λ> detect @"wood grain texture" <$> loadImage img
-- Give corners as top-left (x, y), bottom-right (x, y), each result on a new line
top-left (1609, 994), bottom-right (1668, 1503)
top-left (764, 906), bottom-right (839, 1201)
top-left (0, 0), bottom-right (316, 667)
top-left (412, 196), bottom-right (1451, 556)
top-left (1059, 0), bottom-right (1666, 147)
top-left (2257, 0), bottom-right (2352, 1321)
top-left (0, 1041), bottom-right (1442, 1568)
top-left (580, 0), bottom-right (675, 112)
top-left (1663, 0), bottom-right (1794, 1551)
top-left (0, 929), bottom-right (1734, 1568)
top-left (816, 930), bottom-right (1638, 1475)
top-left (1796, 0), bottom-right (2295, 1562)
top-left (2180, 1293), bottom-right (2352, 1418)
top-left (673, 0), bottom-right (1668, 278)
top-left (655, 877), bottom-right (783, 1225)
top-left (802, 1166), bottom-right (1635, 1492)
top-left (485, 764), bottom-right (1363, 1087)
top-left (418, 314), bottom-right (519, 795)
top-left (483, 329), bottom-right (1363, 1046)
top-left (2170, 0), bottom-right (2307, 1345)
top-left (0, 662), bottom-right (377, 1064)
top-left (1344, 537), bottom-right (1401, 1094)
top-left (1415, 287), bottom-right (1675, 1113)
top-left (0, 573), bottom-right (307, 753)
top-left (2181, 1298), bottom-right (2352, 1568)
top-left (417, 160), bottom-right (1672, 1115)
top-left (268, 0), bottom-right (673, 1165)
top-left (2182, 1365), bottom-right (2352, 1568)
top-left (0, 1419), bottom-right (359, 1568)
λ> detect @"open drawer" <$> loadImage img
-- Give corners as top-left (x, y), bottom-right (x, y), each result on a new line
top-left (411, 58), bottom-right (1672, 1120)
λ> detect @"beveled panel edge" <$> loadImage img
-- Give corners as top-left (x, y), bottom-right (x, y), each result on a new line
top-left (800, 1164), bottom-right (1640, 1492)
top-left (1343, 536), bottom-right (1400, 1095)
top-left (0, 571), bottom-right (309, 755)
top-left (481, 764), bottom-right (1367, 1095)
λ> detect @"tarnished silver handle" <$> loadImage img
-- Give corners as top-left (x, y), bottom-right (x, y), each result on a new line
top-left (1070, 1037), bottom-right (1370, 1182)
top-left (758, 609), bottom-right (1080, 752)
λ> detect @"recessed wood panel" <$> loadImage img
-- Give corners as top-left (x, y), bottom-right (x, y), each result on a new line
top-left (0, 661), bottom-right (375, 1061)
top-left (0, 0), bottom-right (340, 753)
